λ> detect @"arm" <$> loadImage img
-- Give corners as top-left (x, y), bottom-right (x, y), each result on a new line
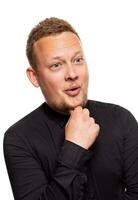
top-left (120, 108), bottom-right (138, 199)
top-left (4, 106), bottom-right (99, 200)
top-left (4, 131), bottom-right (92, 200)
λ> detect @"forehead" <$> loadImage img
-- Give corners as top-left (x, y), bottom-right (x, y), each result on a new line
top-left (33, 32), bottom-right (83, 58)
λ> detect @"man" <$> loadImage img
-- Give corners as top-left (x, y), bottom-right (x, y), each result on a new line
top-left (4, 17), bottom-right (138, 200)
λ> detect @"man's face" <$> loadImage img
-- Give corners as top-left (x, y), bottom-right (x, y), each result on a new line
top-left (32, 32), bottom-right (89, 114)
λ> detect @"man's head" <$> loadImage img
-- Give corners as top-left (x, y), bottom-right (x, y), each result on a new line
top-left (26, 17), bottom-right (80, 69)
top-left (26, 17), bottom-right (89, 114)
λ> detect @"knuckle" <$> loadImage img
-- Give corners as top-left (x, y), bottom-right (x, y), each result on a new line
top-left (83, 108), bottom-right (90, 116)
top-left (90, 117), bottom-right (95, 123)
top-left (95, 124), bottom-right (100, 132)
top-left (96, 123), bottom-right (100, 129)
top-left (75, 106), bottom-right (83, 113)
top-left (83, 108), bottom-right (89, 112)
top-left (78, 106), bottom-right (83, 110)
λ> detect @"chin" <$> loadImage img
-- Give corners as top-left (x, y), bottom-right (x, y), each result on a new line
top-left (47, 95), bottom-right (88, 115)
top-left (67, 97), bottom-right (87, 110)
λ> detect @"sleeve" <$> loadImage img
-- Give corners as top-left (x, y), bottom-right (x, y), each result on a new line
top-left (3, 130), bottom-right (93, 200)
top-left (120, 108), bottom-right (138, 199)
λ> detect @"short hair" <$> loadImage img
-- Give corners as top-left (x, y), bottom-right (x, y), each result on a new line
top-left (26, 17), bottom-right (80, 69)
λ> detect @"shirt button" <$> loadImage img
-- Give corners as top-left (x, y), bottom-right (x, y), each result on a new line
top-left (79, 173), bottom-right (87, 184)
top-left (90, 193), bottom-right (95, 199)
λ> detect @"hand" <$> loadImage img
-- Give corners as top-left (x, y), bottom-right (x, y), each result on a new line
top-left (65, 106), bottom-right (100, 149)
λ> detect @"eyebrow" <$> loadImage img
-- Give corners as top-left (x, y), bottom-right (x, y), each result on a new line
top-left (51, 51), bottom-right (82, 61)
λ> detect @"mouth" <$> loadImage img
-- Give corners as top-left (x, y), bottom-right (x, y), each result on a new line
top-left (64, 86), bottom-right (81, 97)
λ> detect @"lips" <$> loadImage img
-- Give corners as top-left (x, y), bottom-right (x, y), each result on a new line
top-left (64, 86), bottom-right (81, 97)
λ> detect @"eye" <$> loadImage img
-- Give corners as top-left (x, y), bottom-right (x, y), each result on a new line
top-left (74, 57), bottom-right (84, 64)
top-left (50, 63), bottom-right (61, 69)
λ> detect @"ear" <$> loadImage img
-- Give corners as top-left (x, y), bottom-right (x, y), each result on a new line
top-left (26, 67), bottom-right (40, 87)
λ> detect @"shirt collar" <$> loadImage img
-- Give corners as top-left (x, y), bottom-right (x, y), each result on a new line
top-left (42, 100), bottom-right (91, 128)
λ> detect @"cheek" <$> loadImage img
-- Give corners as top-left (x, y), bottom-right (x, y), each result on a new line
top-left (44, 81), bottom-right (59, 93)
top-left (81, 68), bottom-right (89, 82)
top-left (86, 72), bottom-right (89, 82)
top-left (41, 81), bottom-right (59, 101)
top-left (42, 76), bottom-right (63, 95)
top-left (86, 67), bottom-right (89, 81)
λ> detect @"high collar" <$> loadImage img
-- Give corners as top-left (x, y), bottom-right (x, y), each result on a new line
top-left (42, 100), bottom-right (91, 128)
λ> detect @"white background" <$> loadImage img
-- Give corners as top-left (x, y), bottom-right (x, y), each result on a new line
top-left (0, 0), bottom-right (138, 199)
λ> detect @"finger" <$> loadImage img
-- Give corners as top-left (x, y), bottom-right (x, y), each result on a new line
top-left (90, 117), bottom-right (95, 124)
top-left (74, 106), bottom-right (83, 113)
top-left (69, 110), bottom-right (74, 115)
top-left (65, 115), bottom-right (72, 127)
top-left (65, 119), bottom-right (69, 128)
top-left (83, 108), bottom-right (90, 116)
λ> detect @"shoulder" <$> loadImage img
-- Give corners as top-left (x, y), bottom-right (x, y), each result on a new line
top-left (4, 103), bottom-right (48, 140)
top-left (87, 99), bottom-right (137, 132)
top-left (87, 99), bottom-right (137, 123)
top-left (87, 99), bottom-right (131, 114)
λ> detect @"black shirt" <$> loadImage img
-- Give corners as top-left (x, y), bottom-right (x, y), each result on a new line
top-left (3, 100), bottom-right (138, 200)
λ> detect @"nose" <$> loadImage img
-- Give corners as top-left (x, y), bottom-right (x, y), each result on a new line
top-left (65, 63), bottom-right (78, 81)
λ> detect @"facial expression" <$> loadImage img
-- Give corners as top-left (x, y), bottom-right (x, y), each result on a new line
top-left (27, 32), bottom-right (89, 114)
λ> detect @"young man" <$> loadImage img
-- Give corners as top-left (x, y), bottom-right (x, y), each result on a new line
top-left (4, 17), bottom-right (138, 200)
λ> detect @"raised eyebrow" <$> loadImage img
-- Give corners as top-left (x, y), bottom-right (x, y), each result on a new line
top-left (71, 51), bottom-right (84, 62)
top-left (72, 51), bottom-right (83, 57)
top-left (51, 51), bottom-right (83, 61)
top-left (51, 56), bottom-right (63, 60)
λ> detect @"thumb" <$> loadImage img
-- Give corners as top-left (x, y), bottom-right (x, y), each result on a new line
top-left (65, 110), bottom-right (74, 128)
top-left (70, 110), bottom-right (74, 115)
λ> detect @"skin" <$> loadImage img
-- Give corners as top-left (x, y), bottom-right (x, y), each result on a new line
top-left (27, 31), bottom-right (100, 149)
top-left (66, 106), bottom-right (100, 149)
top-left (27, 32), bottom-right (89, 114)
